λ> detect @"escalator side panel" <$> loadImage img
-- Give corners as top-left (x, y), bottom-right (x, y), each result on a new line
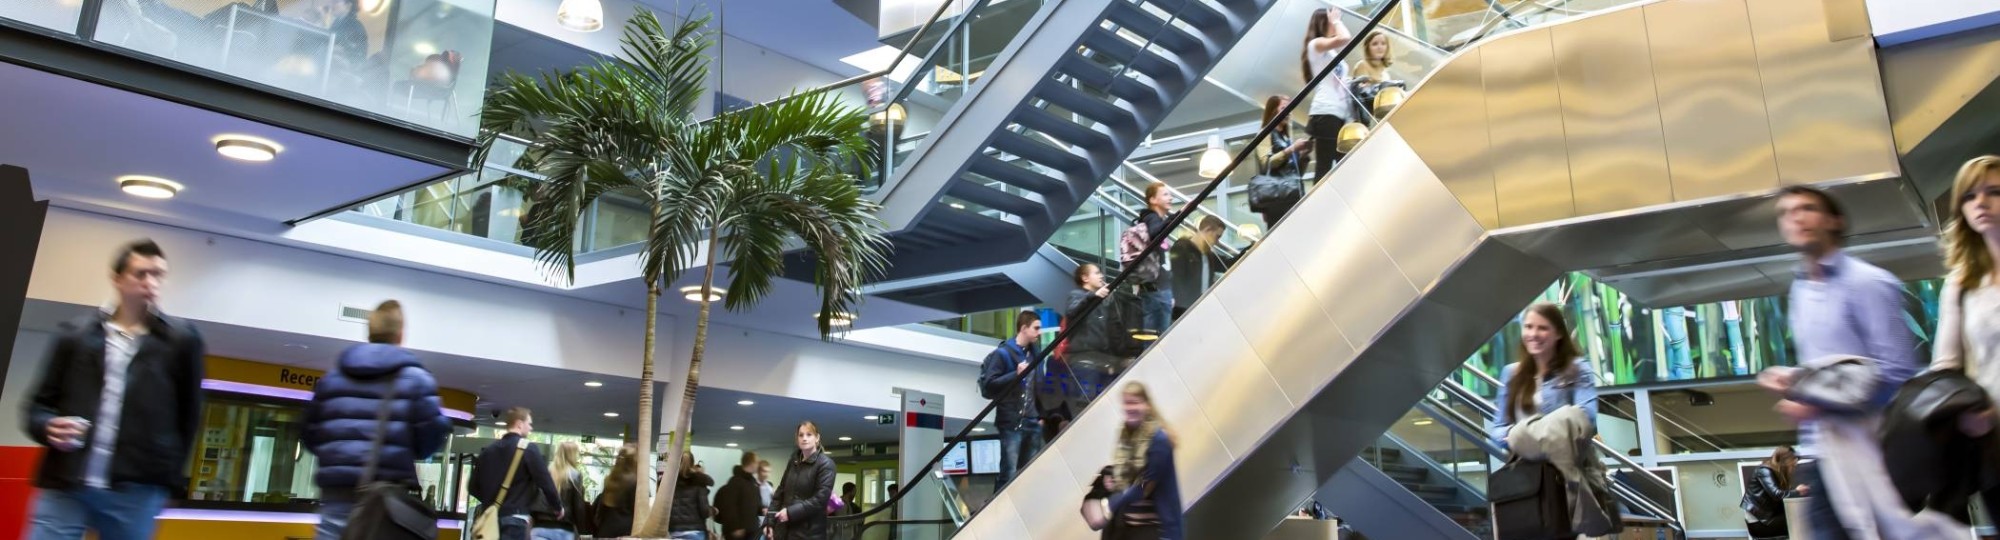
top-left (1744, 0), bottom-right (1899, 189)
top-left (1321, 458), bottom-right (1482, 540)
top-left (1550, 8), bottom-right (1673, 216)
top-left (1644, 0), bottom-right (1784, 201)
top-left (1392, 49), bottom-right (1500, 229)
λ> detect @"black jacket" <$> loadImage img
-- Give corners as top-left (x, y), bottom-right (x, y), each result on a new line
top-left (1742, 466), bottom-right (1786, 520)
top-left (669, 471), bottom-right (716, 532)
top-left (592, 490), bottom-right (635, 537)
top-left (979, 339), bottom-right (1040, 430)
top-left (531, 470), bottom-right (591, 533)
top-left (771, 449), bottom-right (837, 540)
top-left (715, 466), bottom-right (765, 537)
top-left (24, 310), bottom-right (205, 495)
top-left (469, 434), bottom-right (561, 515)
top-left (1065, 289), bottom-right (1112, 354)
top-left (1168, 238), bottom-right (1235, 309)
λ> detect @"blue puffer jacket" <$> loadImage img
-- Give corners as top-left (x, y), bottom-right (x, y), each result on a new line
top-left (303, 343), bottom-right (452, 490)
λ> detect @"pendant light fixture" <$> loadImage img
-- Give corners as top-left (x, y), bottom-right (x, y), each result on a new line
top-left (557, 0), bottom-right (603, 32)
top-left (1197, 134), bottom-right (1229, 178)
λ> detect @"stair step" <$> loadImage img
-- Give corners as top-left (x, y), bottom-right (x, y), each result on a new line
top-left (968, 155), bottom-right (1071, 196)
top-left (1034, 82), bottom-right (1140, 131)
top-left (1102, 1), bottom-right (1212, 60)
top-left (1014, 107), bottom-right (1115, 154)
top-left (1058, 53), bottom-right (1174, 112)
top-left (1405, 483), bottom-right (1457, 495)
top-left (944, 181), bottom-right (1049, 225)
top-left (1079, 27), bottom-right (1189, 83)
top-left (990, 129), bottom-right (1092, 177)
top-left (1140, 0), bottom-right (1233, 29)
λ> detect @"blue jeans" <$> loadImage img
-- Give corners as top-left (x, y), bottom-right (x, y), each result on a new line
top-left (1140, 288), bottom-right (1173, 337)
top-left (1797, 462), bottom-right (1847, 540)
top-left (501, 515), bottom-right (532, 540)
top-left (996, 421), bottom-right (1044, 490)
top-left (532, 528), bottom-right (577, 540)
top-left (669, 531), bottom-right (708, 540)
top-left (27, 484), bottom-right (169, 540)
top-left (313, 494), bottom-right (354, 540)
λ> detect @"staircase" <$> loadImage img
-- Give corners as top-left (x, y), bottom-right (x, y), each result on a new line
top-left (1362, 443), bottom-right (1493, 538)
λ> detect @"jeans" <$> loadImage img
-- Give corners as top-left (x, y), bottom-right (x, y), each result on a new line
top-left (1140, 289), bottom-right (1172, 338)
top-left (313, 494), bottom-right (354, 540)
top-left (502, 515), bottom-right (532, 540)
top-left (1662, 306), bottom-right (1693, 380)
top-left (996, 421), bottom-right (1044, 490)
top-left (1068, 351), bottom-right (1118, 399)
top-left (27, 484), bottom-right (170, 540)
top-left (1797, 462), bottom-right (1848, 540)
top-left (669, 531), bottom-right (708, 540)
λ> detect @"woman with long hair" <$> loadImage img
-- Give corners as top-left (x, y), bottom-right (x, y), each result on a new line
top-left (768, 421), bottom-right (837, 540)
top-left (1254, 95), bottom-right (1312, 228)
top-left (1930, 154), bottom-right (2000, 522)
top-left (1300, 7), bottom-right (1354, 181)
top-left (1351, 31), bottom-right (1393, 83)
top-left (592, 444), bottom-right (641, 537)
top-left (530, 441), bottom-right (591, 539)
top-left (1743, 445), bottom-right (1798, 539)
top-left (1095, 382), bottom-right (1182, 540)
top-left (1486, 302), bottom-right (1599, 445)
top-left (667, 450), bottom-right (717, 539)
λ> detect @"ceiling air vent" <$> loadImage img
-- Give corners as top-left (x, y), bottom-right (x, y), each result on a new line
top-left (339, 304), bottom-right (373, 323)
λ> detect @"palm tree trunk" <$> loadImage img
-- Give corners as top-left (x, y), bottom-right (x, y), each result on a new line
top-left (632, 277), bottom-right (661, 532)
top-left (639, 227), bottom-right (721, 537)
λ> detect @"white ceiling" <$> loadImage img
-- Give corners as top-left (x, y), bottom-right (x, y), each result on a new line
top-left (0, 61), bottom-right (453, 233)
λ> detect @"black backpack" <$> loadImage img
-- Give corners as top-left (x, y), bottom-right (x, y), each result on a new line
top-left (1488, 458), bottom-right (1570, 540)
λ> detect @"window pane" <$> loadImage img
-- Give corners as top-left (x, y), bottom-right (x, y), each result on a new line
top-left (189, 396), bottom-right (315, 503)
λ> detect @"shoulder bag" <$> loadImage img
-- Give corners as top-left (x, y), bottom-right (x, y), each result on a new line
top-left (342, 383), bottom-right (439, 540)
top-left (1488, 457), bottom-right (1570, 540)
top-left (471, 438), bottom-right (529, 540)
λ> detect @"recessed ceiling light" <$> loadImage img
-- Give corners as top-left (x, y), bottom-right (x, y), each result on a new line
top-left (117, 176), bottom-right (183, 199)
top-left (972, 427), bottom-right (986, 432)
top-left (213, 135), bottom-right (283, 161)
top-left (412, 41), bottom-right (438, 55)
top-left (603, 412), bottom-right (619, 417)
top-left (862, 415), bottom-right (877, 421)
top-left (838, 436), bottom-right (852, 441)
top-left (678, 285), bottom-right (725, 303)
top-left (817, 312), bottom-right (856, 327)
top-left (584, 381), bottom-right (603, 387)
top-left (729, 425), bottom-right (745, 431)
top-left (1148, 157), bottom-right (1190, 165)
top-left (725, 443), bottom-right (739, 447)
top-left (737, 400), bottom-right (755, 406)
top-left (1413, 419), bottom-right (1434, 426)
top-left (494, 421), bottom-right (506, 426)
top-left (949, 203), bottom-right (966, 210)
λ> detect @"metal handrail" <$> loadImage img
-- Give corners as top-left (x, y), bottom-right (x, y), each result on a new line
top-left (1445, 369), bottom-right (1678, 499)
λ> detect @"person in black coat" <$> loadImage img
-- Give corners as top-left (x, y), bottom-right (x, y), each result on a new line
top-left (593, 444), bottom-right (641, 538)
top-left (23, 240), bottom-right (205, 540)
top-left (1065, 263), bottom-right (1119, 398)
top-left (1743, 445), bottom-right (1797, 539)
top-left (1167, 216), bottom-right (1237, 320)
top-left (668, 450), bottom-right (717, 537)
top-left (715, 452), bottom-right (765, 539)
top-left (470, 407), bottom-right (562, 540)
top-left (979, 311), bottom-right (1044, 489)
top-left (303, 300), bottom-right (451, 540)
top-left (767, 422), bottom-right (837, 540)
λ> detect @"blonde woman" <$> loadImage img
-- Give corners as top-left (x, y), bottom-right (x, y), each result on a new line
top-left (1931, 155), bottom-right (2000, 521)
top-left (531, 441), bottom-right (591, 539)
top-left (1351, 31), bottom-right (1393, 83)
top-left (1094, 382), bottom-right (1181, 540)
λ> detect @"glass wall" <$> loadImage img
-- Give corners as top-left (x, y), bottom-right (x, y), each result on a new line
top-left (75, 0), bottom-right (493, 137)
top-left (189, 392), bottom-right (461, 509)
top-left (3, 0), bottom-right (82, 33)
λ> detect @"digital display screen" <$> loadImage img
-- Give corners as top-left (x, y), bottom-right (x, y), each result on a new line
top-left (969, 439), bottom-right (1001, 475)
top-left (941, 442), bottom-right (970, 475)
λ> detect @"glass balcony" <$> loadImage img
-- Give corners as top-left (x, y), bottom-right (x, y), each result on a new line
top-left (3, 0), bottom-right (495, 138)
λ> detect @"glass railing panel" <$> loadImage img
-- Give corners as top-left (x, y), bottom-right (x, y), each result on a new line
top-left (1383, 407), bottom-right (1494, 495)
top-left (875, 0), bottom-right (1046, 182)
top-left (85, 0), bottom-right (494, 137)
top-left (4, 0), bottom-right (81, 33)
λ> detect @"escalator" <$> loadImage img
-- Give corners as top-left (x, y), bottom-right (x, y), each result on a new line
top-left (837, 0), bottom-right (1912, 537)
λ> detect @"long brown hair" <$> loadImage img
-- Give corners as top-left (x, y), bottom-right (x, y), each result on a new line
top-left (1945, 155), bottom-right (2000, 291)
top-left (1503, 303), bottom-right (1580, 422)
top-left (600, 444), bottom-right (641, 508)
top-left (1302, 8), bottom-right (1335, 83)
top-left (1261, 95), bottom-right (1289, 136)
top-left (1762, 445), bottom-right (1798, 491)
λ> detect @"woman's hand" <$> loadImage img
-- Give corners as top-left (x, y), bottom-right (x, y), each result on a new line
top-left (1774, 399), bottom-right (1818, 423)
top-left (775, 508), bottom-right (790, 523)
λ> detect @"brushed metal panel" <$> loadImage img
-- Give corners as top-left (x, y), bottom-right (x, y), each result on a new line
top-left (1551, 9), bottom-right (1674, 215)
top-left (1331, 125), bottom-right (1490, 290)
top-left (1010, 449), bottom-right (1090, 539)
top-left (1051, 392), bottom-right (1123, 487)
top-left (1210, 247), bottom-right (1359, 405)
top-left (1481, 29), bottom-right (1577, 227)
top-left (965, 492), bottom-right (1029, 540)
top-left (1113, 351), bottom-right (1234, 499)
top-left (1267, 188), bottom-right (1420, 347)
top-left (1745, 0), bottom-right (1898, 186)
top-left (1646, 0), bottom-right (1781, 200)
top-left (1391, 49), bottom-right (1501, 230)
top-left (1162, 304), bottom-right (1296, 459)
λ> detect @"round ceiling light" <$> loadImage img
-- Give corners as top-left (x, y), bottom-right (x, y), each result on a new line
top-left (117, 176), bottom-right (183, 199)
top-left (213, 135), bottom-right (283, 162)
top-left (816, 312), bottom-right (856, 327)
top-left (556, 0), bottom-right (603, 32)
top-left (603, 412), bottom-right (619, 418)
top-left (679, 285), bottom-right (725, 303)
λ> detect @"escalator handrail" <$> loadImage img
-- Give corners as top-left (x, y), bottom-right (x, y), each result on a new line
top-left (1441, 371), bottom-right (1678, 499)
top-left (875, 0), bottom-right (1015, 121)
top-left (1418, 393), bottom-right (1685, 531)
top-left (826, 0), bottom-right (1407, 525)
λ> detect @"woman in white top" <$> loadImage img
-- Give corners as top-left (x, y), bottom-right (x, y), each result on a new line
top-left (1300, 8), bottom-right (1354, 182)
top-left (1933, 155), bottom-right (2000, 521)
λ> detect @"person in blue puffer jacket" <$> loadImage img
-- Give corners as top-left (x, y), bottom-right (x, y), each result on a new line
top-left (303, 300), bottom-right (452, 540)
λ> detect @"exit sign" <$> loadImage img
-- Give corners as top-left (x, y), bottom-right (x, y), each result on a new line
top-left (877, 414), bottom-right (894, 425)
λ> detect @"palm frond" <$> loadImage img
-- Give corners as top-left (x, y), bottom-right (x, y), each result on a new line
top-left (715, 153), bottom-right (891, 337)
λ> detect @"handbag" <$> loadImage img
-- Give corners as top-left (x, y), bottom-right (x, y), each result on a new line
top-left (471, 438), bottom-right (530, 540)
top-left (342, 384), bottom-right (438, 540)
top-left (1488, 457), bottom-right (1571, 540)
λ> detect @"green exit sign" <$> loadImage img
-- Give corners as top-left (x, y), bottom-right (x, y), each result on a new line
top-left (876, 414), bottom-right (894, 425)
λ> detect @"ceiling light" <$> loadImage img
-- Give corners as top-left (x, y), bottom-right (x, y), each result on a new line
top-left (494, 421), bottom-right (506, 426)
top-left (1413, 419), bottom-right (1434, 426)
top-left (412, 41), bottom-right (438, 55)
top-left (863, 415), bottom-right (877, 421)
top-left (556, 0), bottom-right (602, 32)
top-left (1198, 134), bottom-right (1230, 178)
top-left (729, 425), bottom-right (745, 431)
top-left (584, 381), bottom-right (603, 387)
top-left (737, 400), bottom-right (756, 406)
top-left (972, 427), bottom-right (986, 432)
top-left (357, 0), bottom-right (389, 15)
top-left (213, 135), bottom-right (283, 162)
top-left (117, 176), bottom-right (183, 199)
top-left (949, 203), bottom-right (966, 210)
top-left (817, 312), bottom-right (856, 327)
top-left (1148, 157), bottom-right (1189, 165)
top-left (838, 436), bottom-right (853, 441)
top-left (679, 285), bottom-right (726, 303)
top-left (726, 443), bottom-right (739, 448)
top-left (603, 412), bottom-right (619, 418)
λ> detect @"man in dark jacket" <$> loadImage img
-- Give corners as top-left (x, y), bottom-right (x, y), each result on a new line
top-left (471, 407), bottom-right (561, 540)
top-left (302, 299), bottom-right (452, 540)
top-left (979, 310), bottom-right (1042, 490)
top-left (23, 239), bottom-right (205, 540)
top-left (715, 452), bottom-right (764, 539)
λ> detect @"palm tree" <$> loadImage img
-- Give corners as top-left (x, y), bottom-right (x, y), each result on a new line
top-left (476, 10), bottom-right (890, 535)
